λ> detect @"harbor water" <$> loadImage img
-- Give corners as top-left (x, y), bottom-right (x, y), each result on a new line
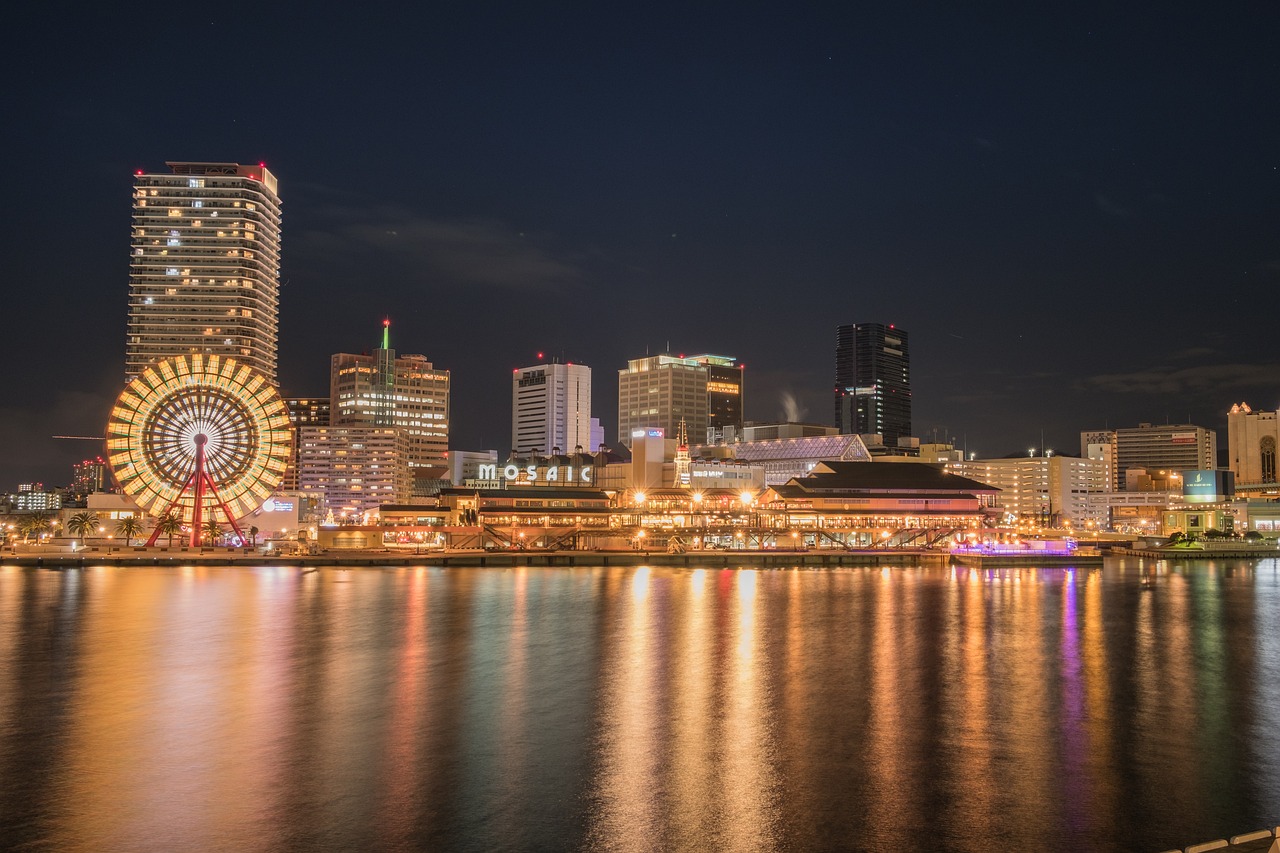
top-left (1, 559), bottom-right (1277, 852)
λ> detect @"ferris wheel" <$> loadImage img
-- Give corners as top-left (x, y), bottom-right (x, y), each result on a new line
top-left (105, 355), bottom-right (292, 547)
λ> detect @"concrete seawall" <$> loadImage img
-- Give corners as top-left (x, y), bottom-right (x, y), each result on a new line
top-left (1, 548), bottom-right (953, 569)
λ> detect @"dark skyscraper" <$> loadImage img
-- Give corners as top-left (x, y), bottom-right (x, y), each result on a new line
top-left (834, 323), bottom-right (911, 445)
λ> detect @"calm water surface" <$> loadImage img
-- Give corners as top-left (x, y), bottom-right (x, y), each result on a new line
top-left (1, 560), bottom-right (1277, 852)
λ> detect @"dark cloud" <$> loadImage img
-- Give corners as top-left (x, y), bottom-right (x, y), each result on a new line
top-left (295, 199), bottom-right (585, 292)
top-left (1080, 363), bottom-right (1280, 395)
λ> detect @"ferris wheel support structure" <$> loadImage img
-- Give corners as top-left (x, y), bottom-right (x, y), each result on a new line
top-left (143, 433), bottom-right (248, 548)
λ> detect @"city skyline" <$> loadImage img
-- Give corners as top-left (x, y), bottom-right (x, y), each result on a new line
top-left (3, 4), bottom-right (1279, 486)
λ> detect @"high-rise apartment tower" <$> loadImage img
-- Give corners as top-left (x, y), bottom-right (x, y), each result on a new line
top-left (127, 162), bottom-right (282, 383)
top-left (834, 323), bottom-right (911, 445)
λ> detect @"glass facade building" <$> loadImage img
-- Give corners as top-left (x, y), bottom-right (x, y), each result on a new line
top-left (834, 323), bottom-right (911, 445)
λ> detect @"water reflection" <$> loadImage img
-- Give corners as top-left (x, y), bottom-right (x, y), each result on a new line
top-left (0, 561), bottom-right (1276, 852)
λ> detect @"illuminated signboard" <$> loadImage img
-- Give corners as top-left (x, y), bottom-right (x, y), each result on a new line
top-left (630, 428), bottom-right (665, 439)
top-left (477, 463), bottom-right (593, 484)
top-left (1171, 432), bottom-right (1198, 444)
top-left (262, 498), bottom-right (295, 512)
top-left (1181, 470), bottom-right (1233, 503)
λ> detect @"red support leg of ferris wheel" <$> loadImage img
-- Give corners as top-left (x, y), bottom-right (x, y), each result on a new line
top-left (143, 433), bottom-right (249, 548)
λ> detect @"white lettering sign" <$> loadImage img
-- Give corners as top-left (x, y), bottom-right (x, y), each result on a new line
top-left (475, 463), bottom-right (594, 484)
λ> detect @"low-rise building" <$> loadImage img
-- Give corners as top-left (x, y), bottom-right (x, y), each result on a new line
top-left (759, 461), bottom-right (998, 547)
top-left (949, 454), bottom-right (1107, 529)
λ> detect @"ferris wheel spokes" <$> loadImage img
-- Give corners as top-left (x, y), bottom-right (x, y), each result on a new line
top-left (143, 431), bottom-right (249, 548)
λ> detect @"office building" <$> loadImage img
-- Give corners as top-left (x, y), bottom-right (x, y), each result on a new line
top-left (127, 162), bottom-right (282, 382)
top-left (296, 426), bottom-right (410, 519)
top-left (1081, 423), bottom-right (1217, 483)
top-left (512, 362), bottom-right (592, 455)
top-left (617, 353), bottom-right (743, 447)
top-left (834, 323), bottom-right (911, 445)
top-left (689, 354), bottom-right (744, 435)
top-left (330, 321), bottom-right (450, 469)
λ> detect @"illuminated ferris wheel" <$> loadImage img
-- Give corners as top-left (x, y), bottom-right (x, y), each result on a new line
top-left (105, 355), bottom-right (292, 547)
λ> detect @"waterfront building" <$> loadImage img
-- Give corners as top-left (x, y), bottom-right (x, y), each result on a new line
top-left (617, 353), bottom-right (742, 447)
top-left (1081, 423), bottom-right (1216, 486)
top-left (127, 162), bottom-right (282, 383)
top-left (296, 426), bottom-right (410, 519)
top-left (85, 492), bottom-right (143, 522)
top-left (759, 461), bottom-right (996, 547)
top-left (1089, 491), bottom-right (1174, 535)
top-left (834, 323), bottom-right (911, 445)
top-left (1227, 402), bottom-right (1280, 495)
top-left (330, 321), bottom-right (450, 469)
top-left (949, 454), bottom-right (1108, 529)
top-left (512, 361), bottom-right (592, 455)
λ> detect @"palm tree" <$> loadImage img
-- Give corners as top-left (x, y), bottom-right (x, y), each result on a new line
top-left (155, 513), bottom-right (183, 547)
top-left (203, 518), bottom-right (223, 546)
top-left (248, 526), bottom-right (259, 547)
top-left (67, 511), bottom-right (100, 541)
top-left (116, 516), bottom-right (143, 546)
top-left (20, 513), bottom-right (50, 543)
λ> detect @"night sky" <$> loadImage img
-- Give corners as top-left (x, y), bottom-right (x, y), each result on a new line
top-left (3, 4), bottom-right (1278, 487)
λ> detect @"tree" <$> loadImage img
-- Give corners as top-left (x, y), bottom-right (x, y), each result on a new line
top-left (1165, 531), bottom-right (1185, 544)
top-left (67, 511), bottom-right (100, 540)
top-left (203, 518), bottom-right (223, 546)
top-left (20, 513), bottom-right (50, 543)
top-left (1244, 530), bottom-right (1265, 542)
top-left (248, 526), bottom-right (259, 547)
top-left (115, 516), bottom-right (143, 546)
top-left (154, 513), bottom-right (183, 547)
